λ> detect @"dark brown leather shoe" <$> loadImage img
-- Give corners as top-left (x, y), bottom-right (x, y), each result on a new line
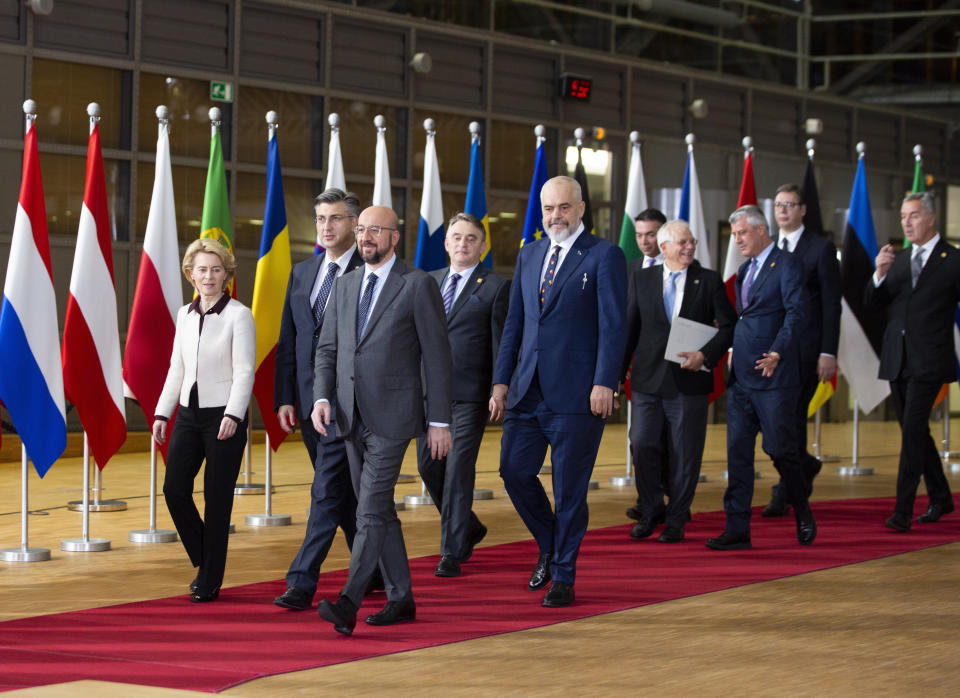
top-left (365, 598), bottom-right (416, 625)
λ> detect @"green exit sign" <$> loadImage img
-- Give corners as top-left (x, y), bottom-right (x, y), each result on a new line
top-left (210, 81), bottom-right (233, 102)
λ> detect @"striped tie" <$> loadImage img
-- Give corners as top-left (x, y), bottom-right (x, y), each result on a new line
top-left (312, 263), bottom-right (339, 327)
top-left (540, 245), bottom-right (561, 308)
top-left (443, 273), bottom-right (461, 315)
top-left (356, 273), bottom-right (377, 343)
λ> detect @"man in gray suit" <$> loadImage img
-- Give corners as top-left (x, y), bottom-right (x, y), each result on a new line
top-left (417, 212), bottom-right (509, 578)
top-left (311, 204), bottom-right (453, 635)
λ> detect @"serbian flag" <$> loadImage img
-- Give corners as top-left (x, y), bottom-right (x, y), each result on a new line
top-left (251, 127), bottom-right (292, 450)
top-left (319, 114), bottom-right (346, 256)
top-left (521, 132), bottom-right (548, 247)
top-left (373, 116), bottom-right (392, 208)
top-left (414, 122), bottom-right (445, 271)
top-left (618, 134), bottom-right (648, 263)
top-left (0, 107), bottom-right (66, 476)
top-left (677, 137), bottom-right (712, 269)
top-left (123, 112), bottom-right (182, 459)
top-left (201, 124), bottom-right (236, 297)
top-left (573, 144), bottom-right (595, 235)
top-left (62, 110), bottom-right (126, 469)
top-left (465, 130), bottom-right (492, 268)
top-left (837, 154), bottom-right (890, 414)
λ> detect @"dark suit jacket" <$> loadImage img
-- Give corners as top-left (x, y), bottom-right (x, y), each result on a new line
top-left (493, 231), bottom-right (627, 413)
top-left (730, 244), bottom-right (806, 391)
top-left (621, 263), bottom-right (735, 396)
top-left (274, 249), bottom-right (363, 421)
top-left (864, 237), bottom-right (960, 383)
top-left (431, 265), bottom-right (510, 402)
top-left (789, 229), bottom-right (841, 365)
top-left (314, 257), bottom-right (453, 440)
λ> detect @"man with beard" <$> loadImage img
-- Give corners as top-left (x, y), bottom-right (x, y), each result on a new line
top-left (311, 205), bottom-right (452, 635)
top-left (491, 175), bottom-right (627, 607)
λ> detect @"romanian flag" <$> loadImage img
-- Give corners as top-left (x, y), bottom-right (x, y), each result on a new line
top-left (201, 126), bottom-right (236, 297)
top-left (520, 134), bottom-right (548, 247)
top-left (251, 128), bottom-right (292, 450)
top-left (465, 132), bottom-right (492, 268)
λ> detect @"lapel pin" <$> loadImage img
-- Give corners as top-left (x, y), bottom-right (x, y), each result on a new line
top-left (477, 278), bottom-right (484, 283)
top-left (582, 272), bottom-right (588, 289)
top-left (770, 262), bottom-right (776, 268)
top-left (694, 279), bottom-right (700, 285)
top-left (941, 252), bottom-right (947, 258)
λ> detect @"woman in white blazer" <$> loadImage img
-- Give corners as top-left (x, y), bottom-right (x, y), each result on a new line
top-left (153, 237), bottom-right (255, 602)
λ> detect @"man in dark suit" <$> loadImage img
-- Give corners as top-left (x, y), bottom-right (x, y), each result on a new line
top-left (707, 205), bottom-right (815, 550)
top-left (311, 204), bottom-right (452, 635)
top-left (635, 208), bottom-right (667, 270)
top-left (866, 192), bottom-right (960, 532)
top-left (762, 183), bottom-right (841, 517)
top-left (490, 175), bottom-right (627, 608)
top-left (417, 212), bottom-right (509, 578)
top-left (272, 188), bottom-right (365, 611)
top-left (622, 220), bottom-right (735, 542)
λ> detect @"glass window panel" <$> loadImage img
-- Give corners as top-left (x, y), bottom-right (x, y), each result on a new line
top-left (489, 121), bottom-right (557, 193)
top-left (139, 73), bottom-right (225, 159)
top-left (32, 59), bottom-right (125, 149)
top-left (487, 193), bottom-right (527, 276)
top-left (42, 153), bottom-right (128, 240)
top-left (328, 99), bottom-right (405, 178)
top-left (135, 162), bottom-right (208, 246)
top-left (237, 87), bottom-right (319, 169)
top-left (234, 172), bottom-right (324, 256)
top-left (411, 110), bottom-right (474, 187)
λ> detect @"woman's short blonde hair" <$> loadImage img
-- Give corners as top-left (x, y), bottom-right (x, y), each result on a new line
top-left (182, 237), bottom-right (237, 286)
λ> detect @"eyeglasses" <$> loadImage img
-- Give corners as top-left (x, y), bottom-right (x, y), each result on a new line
top-left (774, 202), bottom-right (800, 210)
top-left (354, 225), bottom-right (397, 238)
top-left (314, 214), bottom-right (353, 225)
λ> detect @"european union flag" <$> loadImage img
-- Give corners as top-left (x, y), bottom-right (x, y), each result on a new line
top-left (521, 138), bottom-right (548, 247)
top-left (465, 135), bottom-right (492, 268)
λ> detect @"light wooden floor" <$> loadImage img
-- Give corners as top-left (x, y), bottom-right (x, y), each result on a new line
top-left (2, 420), bottom-right (960, 697)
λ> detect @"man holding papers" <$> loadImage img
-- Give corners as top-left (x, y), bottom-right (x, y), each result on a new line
top-left (621, 220), bottom-right (735, 542)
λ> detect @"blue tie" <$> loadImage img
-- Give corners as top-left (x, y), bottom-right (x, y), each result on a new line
top-left (356, 273), bottom-right (377, 343)
top-left (741, 258), bottom-right (758, 309)
top-left (540, 245), bottom-right (561, 308)
top-left (313, 262), bottom-right (339, 328)
top-left (443, 273), bottom-right (461, 315)
top-left (663, 270), bottom-right (680, 323)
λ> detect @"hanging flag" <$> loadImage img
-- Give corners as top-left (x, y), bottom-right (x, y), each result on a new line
top-left (123, 109), bottom-right (182, 460)
top-left (837, 151), bottom-right (890, 414)
top-left (201, 120), bottom-right (236, 296)
top-left (573, 144), bottom-right (595, 235)
top-left (414, 121), bottom-right (446, 271)
top-left (0, 106), bottom-right (66, 476)
top-left (372, 115), bottom-right (392, 208)
top-left (722, 142), bottom-right (755, 305)
top-left (251, 123), bottom-right (292, 450)
top-left (319, 113), bottom-right (346, 256)
top-left (520, 129), bottom-right (549, 247)
top-left (465, 127), bottom-right (492, 268)
top-left (62, 108), bottom-right (126, 469)
top-left (677, 136), bottom-right (712, 270)
top-left (617, 132), bottom-right (648, 262)
top-left (801, 151), bottom-right (835, 417)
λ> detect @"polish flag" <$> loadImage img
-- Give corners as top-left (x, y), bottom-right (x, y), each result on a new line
top-left (62, 105), bottom-right (126, 468)
top-left (123, 108), bottom-right (181, 459)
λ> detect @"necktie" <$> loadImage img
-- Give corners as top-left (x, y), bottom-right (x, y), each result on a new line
top-left (356, 273), bottom-right (377, 343)
top-left (312, 262), bottom-right (340, 327)
top-left (911, 247), bottom-right (925, 288)
top-left (442, 273), bottom-right (461, 315)
top-left (645, 257), bottom-right (654, 268)
top-left (663, 271), bottom-right (680, 324)
top-left (780, 237), bottom-right (789, 251)
top-left (540, 245), bottom-right (561, 308)
top-left (741, 258), bottom-right (758, 309)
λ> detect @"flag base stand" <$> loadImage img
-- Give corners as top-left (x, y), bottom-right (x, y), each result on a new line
top-left (699, 473), bottom-right (708, 483)
top-left (721, 470), bottom-right (762, 480)
top-left (587, 481), bottom-right (599, 490)
top-left (404, 493), bottom-right (435, 506)
top-left (245, 513), bottom-right (292, 527)
top-left (836, 465), bottom-right (874, 476)
top-left (473, 488), bottom-right (494, 500)
top-left (816, 455), bottom-right (842, 462)
top-left (394, 500), bottom-right (406, 511)
top-left (610, 475), bottom-right (633, 487)
top-left (397, 474), bottom-right (416, 484)
top-left (129, 528), bottom-right (178, 543)
top-left (61, 537), bottom-right (111, 552)
top-left (67, 499), bottom-right (127, 512)
top-left (1, 546), bottom-right (50, 562)
top-left (234, 483), bottom-right (267, 495)
top-left (540, 466), bottom-right (552, 475)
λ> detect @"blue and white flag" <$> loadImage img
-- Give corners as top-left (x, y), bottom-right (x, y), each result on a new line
top-left (677, 138), bottom-right (712, 269)
top-left (414, 123), bottom-right (445, 271)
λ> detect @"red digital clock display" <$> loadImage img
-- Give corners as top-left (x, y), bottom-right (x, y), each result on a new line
top-left (560, 74), bottom-right (592, 102)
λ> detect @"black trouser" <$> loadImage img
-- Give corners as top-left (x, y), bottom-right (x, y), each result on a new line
top-left (770, 362), bottom-right (822, 504)
top-left (163, 397), bottom-right (247, 594)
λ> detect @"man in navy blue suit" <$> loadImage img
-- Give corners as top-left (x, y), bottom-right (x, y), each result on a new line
top-left (707, 205), bottom-right (815, 550)
top-left (490, 175), bottom-right (627, 607)
top-left (272, 188), bottom-right (365, 610)
top-left (762, 183), bottom-right (841, 517)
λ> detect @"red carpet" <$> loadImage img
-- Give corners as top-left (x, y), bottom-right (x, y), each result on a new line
top-left (1, 496), bottom-right (958, 693)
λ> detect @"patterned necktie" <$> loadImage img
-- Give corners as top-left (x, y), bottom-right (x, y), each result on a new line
top-left (780, 237), bottom-right (789, 252)
top-left (443, 273), bottom-right (461, 315)
top-left (911, 247), bottom-right (925, 288)
top-left (356, 273), bottom-right (378, 343)
top-left (540, 245), bottom-right (561, 308)
top-left (312, 262), bottom-right (340, 327)
top-left (741, 258), bottom-right (758, 309)
top-left (663, 271), bottom-right (680, 324)
top-left (645, 257), bottom-right (654, 268)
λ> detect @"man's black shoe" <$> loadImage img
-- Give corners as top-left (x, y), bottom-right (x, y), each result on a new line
top-left (274, 586), bottom-right (312, 610)
top-left (365, 598), bottom-right (416, 625)
top-left (435, 555), bottom-right (461, 577)
top-left (541, 581), bottom-right (574, 608)
top-left (460, 522), bottom-right (487, 562)
top-left (705, 531), bottom-right (752, 550)
top-left (317, 596), bottom-right (357, 636)
top-left (528, 552), bottom-right (552, 591)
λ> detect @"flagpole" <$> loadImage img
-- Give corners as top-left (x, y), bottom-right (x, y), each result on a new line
top-left (246, 110), bottom-right (292, 527)
top-left (1, 445), bottom-right (51, 562)
top-left (942, 393), bottom-right (960, 472)
top-left (62, 432), bottom-right (111, 551)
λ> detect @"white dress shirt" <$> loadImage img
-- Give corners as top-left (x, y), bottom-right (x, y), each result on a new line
top-left (874, 233), bottom-right (940, 286)
top-left (643, 253), bottom-right (664, 268)
top-left (358, 253), bottom-right (398, 321)
top-left (540, 224), bottom-right (585, 283)
top-left (310, 243), bottom-right (357, 312)
top-left (444, 262), bottom-right (479, 305)
top-left (662, 263), bottom-right (688, 324)
top-left (777, 224), bottom-right (804, 253)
